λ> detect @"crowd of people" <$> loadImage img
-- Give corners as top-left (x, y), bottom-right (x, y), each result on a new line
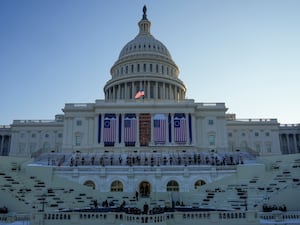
top-left (45, 151), bottom-right (246, 168)
top-left (90, 198), bottom-right (168, 215)
top-left (262, 204), bottom-right (287, 212)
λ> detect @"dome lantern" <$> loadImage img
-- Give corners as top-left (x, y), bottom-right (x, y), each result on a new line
top-left (138, 5), bottom-right (151, 35)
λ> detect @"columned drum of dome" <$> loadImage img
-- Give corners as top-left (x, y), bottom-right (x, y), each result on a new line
top-left (104, 6), bottom-right (186, 102)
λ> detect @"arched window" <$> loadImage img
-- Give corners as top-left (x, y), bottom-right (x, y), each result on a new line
top-left (194, 180), bottom-right (206, 190)
top-left (75, 133), bottom-right (82, 146)
top-left (240, 141), bottom-right (248, 151)
top-left (84, 180), bottom-right (96, 190)
top-left (43, 142), bottom-right (50, 151)
top-left (166, 180), bottom-right (179, 192)
top-left (208, 133), bottom-right (216, 146)
top-left (111, 180), bottom-right (123, 192)
top-left (255, 142), bottom-right (261, 153)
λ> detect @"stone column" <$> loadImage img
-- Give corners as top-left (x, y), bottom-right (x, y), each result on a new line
top-left (293, 134), bottom-right (297, 154)
top-left (287, 134), bottom-right (291, 154)
top-left (185, 113), bottom-right (189, 144)
top-left (63, 118), bottom-right (69, 148)
top-left (163, 83), bottom-right (166, 99)
top-left (191, 114), bottom-right (196, 145)
top-left (131, 81), bottom-right (135, 99)
top-left (87, 117), bottom-right (94, 148)
top-left (118, 84), bottom-right (120, 99)
top-left (116, 113), bottom-right (120, 146)
top-left (171, 113), bottom-right (174, 145)
top-left (113, 86), bottom-right (116, 100)
top-left (125, 82), bottom-right (128, 100)
top-left (136, 114), bottom-right (140, 147)
top-left (0, 136), bottom-right (3, 155)
top-left (147, 81), bottom-right (150, 99)
top-left (155, 81), bottom-right (158, 99)
top-left (165, 115), bottom-right (169, 145)
top-left (120, 113), bottom-right (124, 147)
top-left (150, 113), bottom-right (154, 145)
top-left (100, 115), bottom-right (104, 147)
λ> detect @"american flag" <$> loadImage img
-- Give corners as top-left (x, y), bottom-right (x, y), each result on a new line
top-left (153, 114), bottom-right (166, 144)
top-left (135, 88), bottom-right (144, 99)
top-left (103, 114), bottom-right (116, 144)
top-left (124, 114), bottom-right (137, 143)
top-left (174, 114), bottom-right (187, 144)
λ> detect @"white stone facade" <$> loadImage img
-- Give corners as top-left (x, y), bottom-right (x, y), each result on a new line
top-left (0, 6), bottom-right (287, 196)
top-left (6, 7), bottom-right (282, 158)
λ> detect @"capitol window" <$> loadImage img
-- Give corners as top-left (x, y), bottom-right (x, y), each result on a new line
top-left (194, 180), bottom-right (206, 189)
top-left (29, 143), bottom-right (36, 153)
top-left (18, 143), bottom-right (25, 153)
top-left (255, 143), bottom-right (261, 152)
top-left (166, 180), bottom-right (179, 192)
top-left (208, 119), bottom-right (214, 125)
top-left (209, 135), bottom-right (215, 146)
top-left (266, 143), bottom-right (272, 152)
top-left (76, 120), bottom-right (82, 126)
top-left (75, 134), bottom-right (81, 146)
top-left (84, 180), bottom-right (96, 190)
top-left (111, 180), bottom-right (123, 192)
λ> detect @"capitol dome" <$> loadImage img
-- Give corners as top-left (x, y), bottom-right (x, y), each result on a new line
top-left (118, 27), bottom-right (172, 60)
top-left (104, 6), bottom-right (186, 102)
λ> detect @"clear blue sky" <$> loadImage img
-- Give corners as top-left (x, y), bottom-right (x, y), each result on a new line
top-left (1, 0), bottom-right (299, 125)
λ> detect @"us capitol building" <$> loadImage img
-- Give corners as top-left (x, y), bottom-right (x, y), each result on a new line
top-left (0, 6), bottom-right (299, 194)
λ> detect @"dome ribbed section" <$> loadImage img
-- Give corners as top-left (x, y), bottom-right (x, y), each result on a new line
top-left (118, 35), bottom-right (172, 60)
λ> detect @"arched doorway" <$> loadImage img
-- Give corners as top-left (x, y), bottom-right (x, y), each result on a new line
top-left (139, 181), bottom-right (151, 197)
top-left (111, 180), bottom-right (123, 192)
top-left (166, 180), bottom-right (179, 192)
top-left (194, 180), bottom-right (206, 190)
top-left (83, 180), bottom-right (96, 190)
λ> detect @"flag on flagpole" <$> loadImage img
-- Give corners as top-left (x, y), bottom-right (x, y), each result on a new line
top-left (135, 88), bottom-right (145, 99)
